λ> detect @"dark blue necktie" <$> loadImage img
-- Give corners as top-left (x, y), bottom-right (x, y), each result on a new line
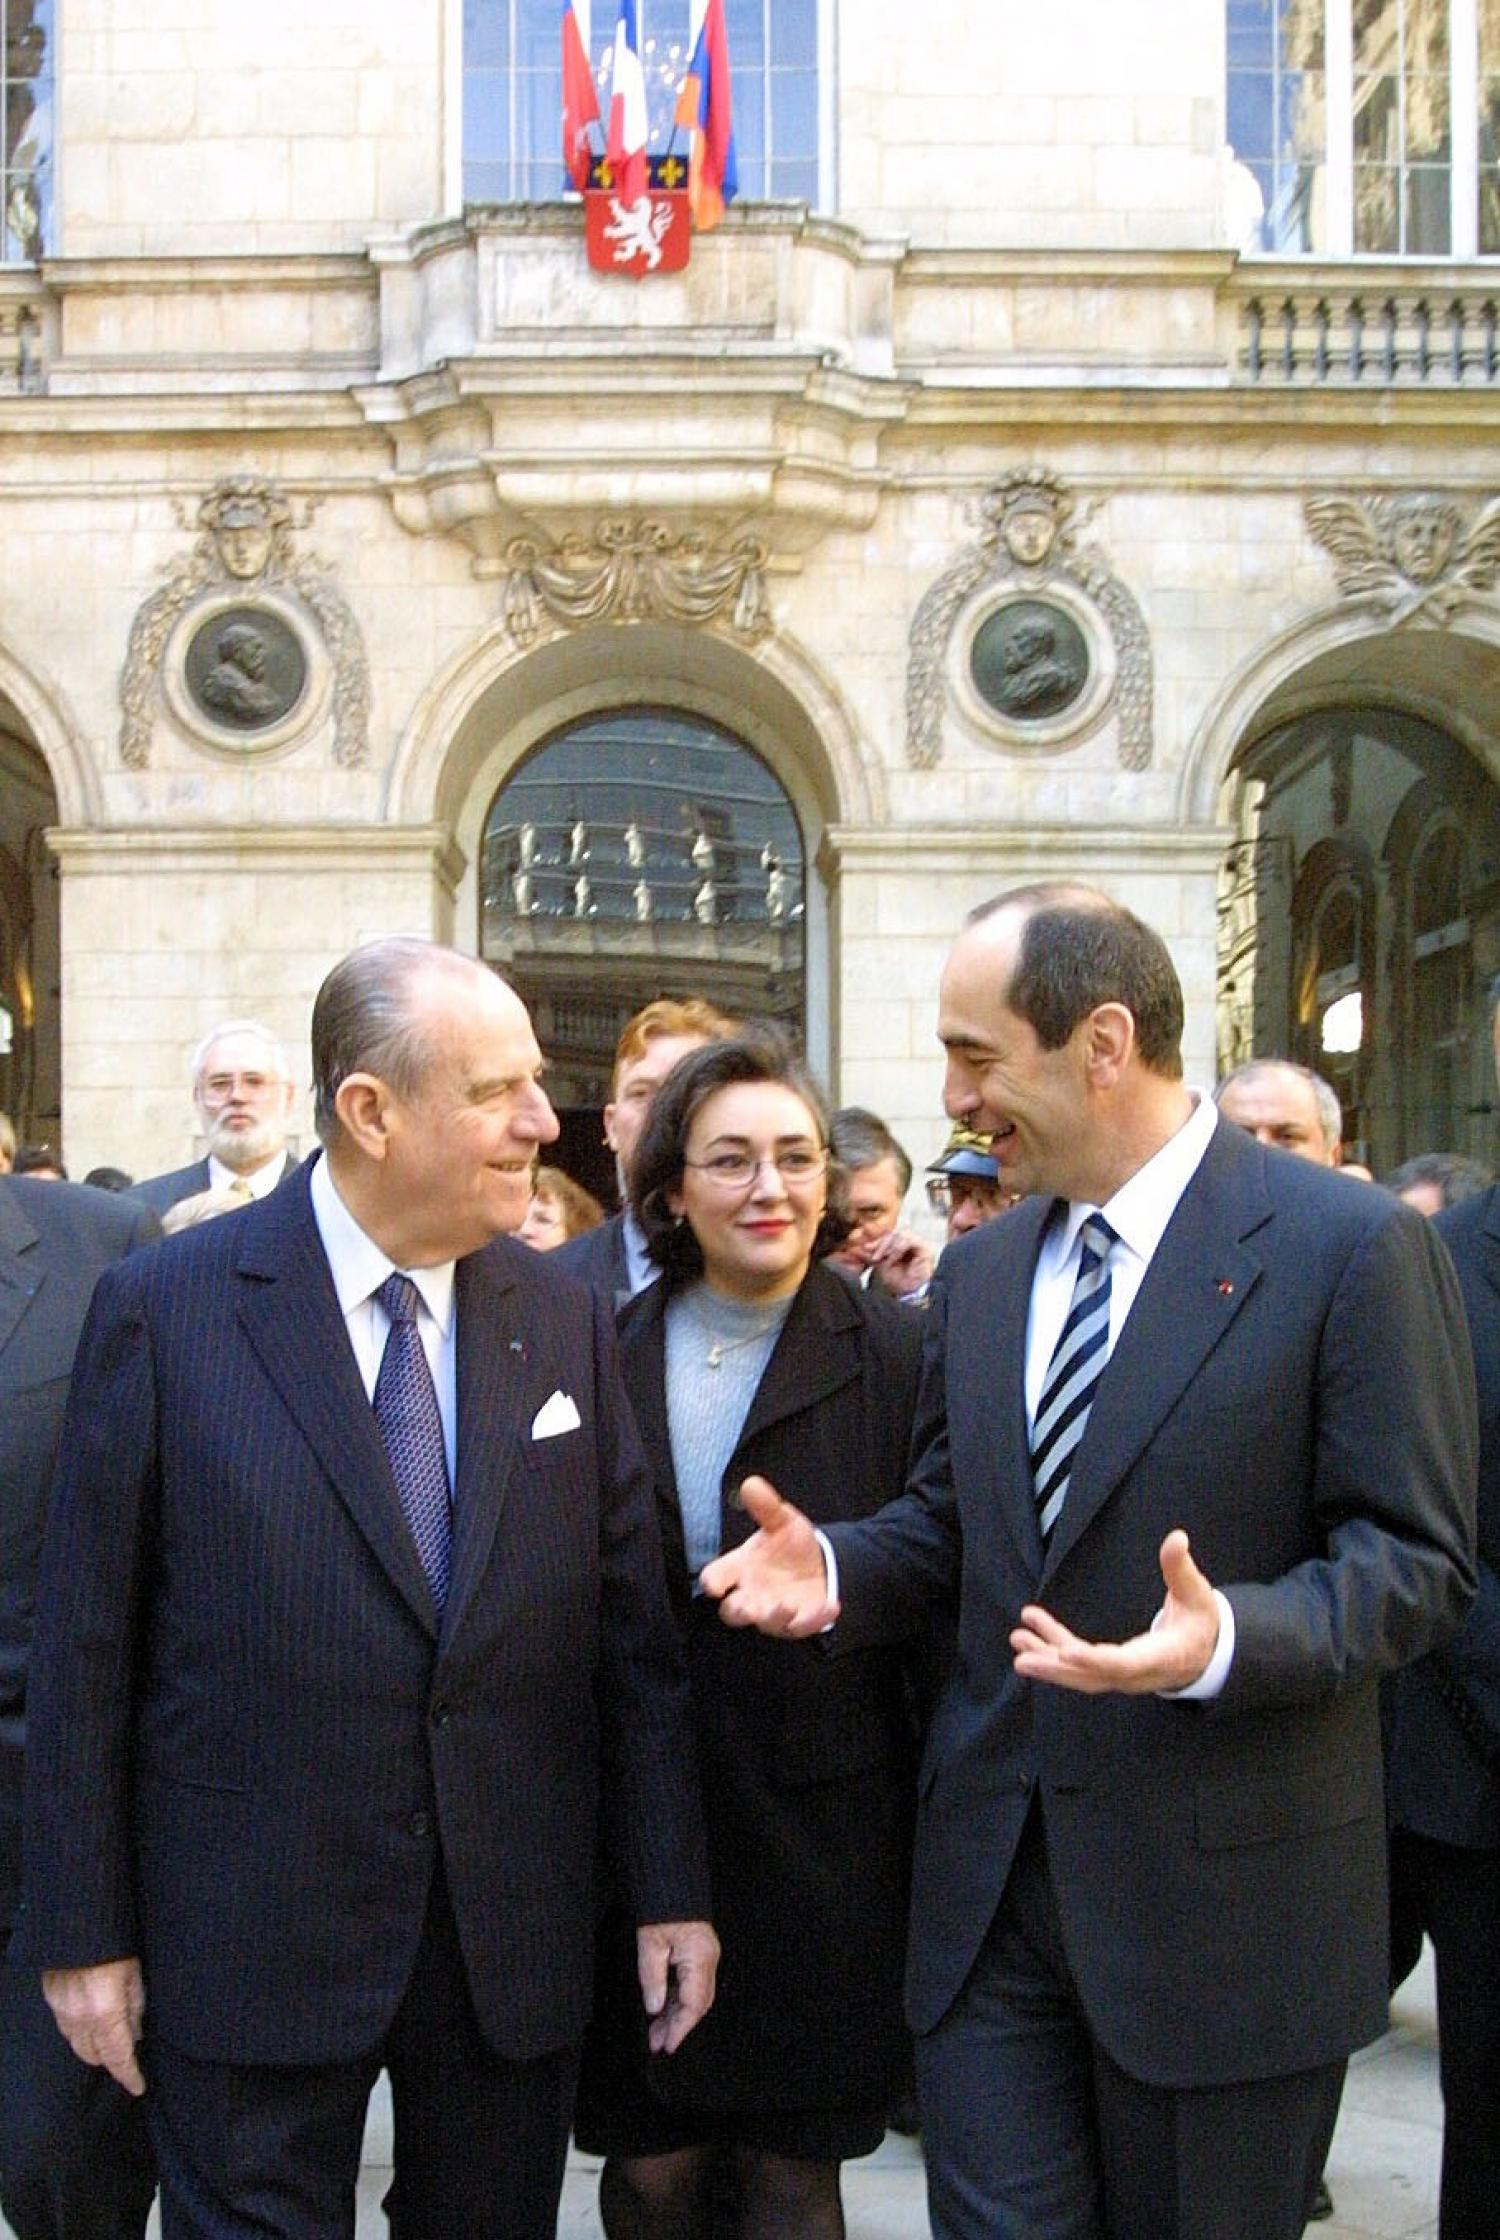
top-left (373, 1272), bottom-right (451, 1612)
top-left (1030, 1213), bottom-right (1117, 1543)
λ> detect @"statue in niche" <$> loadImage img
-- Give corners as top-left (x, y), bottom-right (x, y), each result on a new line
top-left (690, 829), bottom-right (715, 877)
top-left (573, 872), bottom-right (594, 918)
top-left (633, 879), bottom-right (653, 923)
top-left (569, 819), bottom-right (590, 866)
top-left (762, 847), bottom-right (788, 925)
top-left (512, 870), bottom-right (535, 917)
top-left (693, 879), bottom-right (717, 926)
top-left (517, 822), bottom-right (539, 868)
top-left (625, 820), bottom-right (647, 868)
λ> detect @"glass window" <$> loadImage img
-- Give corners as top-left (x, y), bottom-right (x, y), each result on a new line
top-left (1226, 0), bottom-right (1327, 252)
top-left (1479, 0), bottom-right (1500, 246)
top-left (1353, 0), bottom-right (1451, 253)
top-left (2, 0), bottom-right (52, 264)
top-left (1228, 0), bottom-right (1493, 258)
top-left (462, 0), bottom-right (821, 205)
top-left (480, 708), bottom-right (807, 1198)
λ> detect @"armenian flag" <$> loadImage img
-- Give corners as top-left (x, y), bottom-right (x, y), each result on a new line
top-left (562, 1), bottom-right (600, 192)
top-left (606, 0), bottom-right (649, 205)
top-left (674, 0), bottom-right (737, 231)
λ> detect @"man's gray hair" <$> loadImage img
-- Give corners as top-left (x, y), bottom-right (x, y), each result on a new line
top-left (190, 1018), bottom-right (291, 1085)
top-left (829, 1106), bottom-right (913, 1196)
top-left (311, 938), bottom-right (487, 1146)
top-left (1214, 1059), bottom-right (1343, 1152)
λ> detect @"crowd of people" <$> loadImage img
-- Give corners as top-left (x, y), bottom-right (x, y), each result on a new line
top-left (0, 883), bottom-right (1492, 2240)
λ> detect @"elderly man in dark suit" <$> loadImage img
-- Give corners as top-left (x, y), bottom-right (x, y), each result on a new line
top-left (23, 939), bottom-right (716, 2240)
top-left (701, 884), bottom-right (1477, 2240)
top-left (1384, 993), bottom-right (1500, 2240)
top-left (134, 1018), bottom-right (299, 1214)
top-left (0, 1175), bottom-right (159, 2240)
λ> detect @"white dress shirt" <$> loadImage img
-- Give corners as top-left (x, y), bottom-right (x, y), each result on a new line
top-left (208, 1149), bottom-right (290, 1200)
top-left (308, 1152), bottom-right (458, 1486)
top-left (822, 1092), bottom-right (1234, 1696)
top-left (1023, 1090), bottom-right (1233, 1699)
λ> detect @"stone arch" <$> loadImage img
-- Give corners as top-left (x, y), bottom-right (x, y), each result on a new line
top-left (1178, 601), bottom-right (1500, 828)
top-left (387, 620), bottom-right (877, 846)
top-left (387, 621), bottom-right (873, 1076)
top-left (0, 635), bottom-right (99, 827)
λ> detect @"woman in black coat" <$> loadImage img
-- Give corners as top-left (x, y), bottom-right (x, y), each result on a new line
top-left (574, 1028), bottom-right (927, 2239)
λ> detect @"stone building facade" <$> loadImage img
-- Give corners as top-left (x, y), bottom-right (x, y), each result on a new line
top-left (1, 0), bottom-right (1498, 1185)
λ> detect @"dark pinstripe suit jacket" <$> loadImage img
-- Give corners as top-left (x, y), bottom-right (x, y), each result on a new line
top-left (0, 1179), bottom-right (159, 1924)
top-left (21, 1161), bottom-right (708, 2067)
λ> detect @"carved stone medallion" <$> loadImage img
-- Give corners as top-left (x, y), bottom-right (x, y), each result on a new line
top-left (184, 607), bottom-right (308, 732)
top-left (970, 599), bottom-right (1090, 724)
top-left (907, 469), bottom-right (1152, 769)
top-left (119, 475), bottom-right (369, 767)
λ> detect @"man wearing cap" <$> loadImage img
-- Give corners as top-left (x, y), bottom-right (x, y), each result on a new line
top-left (925, 1123), bottom-right (1018, 1246)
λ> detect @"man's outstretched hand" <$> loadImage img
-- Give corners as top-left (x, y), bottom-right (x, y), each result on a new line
top-left (698, 1476), bottom-right (839, 1638)
top-left (1010, 1529), bottom-right (1221, 1695)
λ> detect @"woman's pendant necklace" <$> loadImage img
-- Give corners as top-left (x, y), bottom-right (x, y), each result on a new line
top-left (690, 1305), bottom-right (780, 1369)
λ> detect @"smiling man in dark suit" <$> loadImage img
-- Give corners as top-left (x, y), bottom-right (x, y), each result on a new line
top-left (0, 1174), bottom-right (159, 2240)
top-left (702, 884), bottom-right (1477, 2240)
top-left (23, 938), bottom-right (715, 2240)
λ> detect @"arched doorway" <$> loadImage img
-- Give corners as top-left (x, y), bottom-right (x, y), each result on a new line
top-left (1219, 703), bottom-right (1500, 1173)
top-left (479, 707), bottom-right (805, 1204)
top-left (0, 711), bottom-right (60, 1150)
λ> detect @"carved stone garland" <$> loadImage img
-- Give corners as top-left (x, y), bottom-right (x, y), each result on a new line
top-left (501, 518), bottom-right (770, 647)
top-left (119, 476), bottom-right (370, 769)
top-left (906, 470), bottom-right (1153, 771)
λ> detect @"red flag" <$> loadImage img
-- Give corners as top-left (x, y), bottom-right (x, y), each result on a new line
top-left (562, 2), bottom-right (600, 192)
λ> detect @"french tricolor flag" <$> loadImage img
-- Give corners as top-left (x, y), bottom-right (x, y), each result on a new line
top-left (562, 1), bottom-right (600, 192)
top-left (606, 0), bottom-right (649, 205)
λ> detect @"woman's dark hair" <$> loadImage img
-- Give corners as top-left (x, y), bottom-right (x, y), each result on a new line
top-left (629, 1022), bottom-right (852, 1286)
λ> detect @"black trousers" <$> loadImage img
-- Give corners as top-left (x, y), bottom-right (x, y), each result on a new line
top-left (0, 1932), bottom-right (156, 2240)
top-left (915, 1805), bottom-right (1344, 2240)
top-left (1390, 1827), bottom-right (1500, 2240)
top-left (145, 1870), bottom-right (579, 2240)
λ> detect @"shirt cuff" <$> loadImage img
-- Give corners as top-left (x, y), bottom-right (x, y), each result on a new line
top-left (812, 1529), bottom-right (839, 1631)
top-left (1156, 1588), bottom-right (1235, 1700)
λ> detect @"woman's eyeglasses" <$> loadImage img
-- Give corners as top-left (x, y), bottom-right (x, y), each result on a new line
top-left (683, 1149), bottom-right (829, 1189)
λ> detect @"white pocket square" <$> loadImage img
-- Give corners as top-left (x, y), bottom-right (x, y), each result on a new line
top-left (531, 1390), bottom-right (582, 1440)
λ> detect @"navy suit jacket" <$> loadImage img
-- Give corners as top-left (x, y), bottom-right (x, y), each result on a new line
top-left (554, 1211), bottom-right (634, 1309)
top-left (133, 1150), bottom-right (299, 1216)
top-left (1387, 1183), bottom-right (1500, 1848)
top-left (22, 1162), bottom-right (708, 2066)
top-left (0, 1179), bottom-right (159, 1923)
top-left (828, 1118), bottom-right (1477, 2090)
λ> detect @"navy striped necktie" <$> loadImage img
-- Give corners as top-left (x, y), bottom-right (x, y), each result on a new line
top-left (373, 1272), bottom-right (452, 1611)
top-left (1030, 1213), bottom-right (1117, 1543)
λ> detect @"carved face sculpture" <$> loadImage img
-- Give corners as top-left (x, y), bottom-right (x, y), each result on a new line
top-left (1390, 504), bottom-right (1455, 586)
top-left (1001, 499), bottom-right (1057, 569)
top-left (215, 503), bottom-right (274, 582)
